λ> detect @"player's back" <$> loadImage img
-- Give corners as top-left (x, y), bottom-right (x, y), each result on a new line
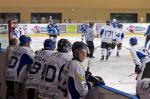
top-left (100, 25), bottom-right (115, 43)
top-left (25, 49), bottom-right (54, 89)
top-left (38, 52), bottom-right (72, 99)
top-left (5, 46), bottom-right (34, 83)
top-left (130, 45), bottom-right (150, 66)
top-left (115, 28), bottom-right (124, 43)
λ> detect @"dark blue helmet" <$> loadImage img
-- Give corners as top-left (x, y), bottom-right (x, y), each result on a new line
top-left (19, 35), bottom-right (31, 46)
top-left (72, 41), bottom-right (87, 54)
top-left (130, 37), bottom-right (137, 46)
top-left (44, 38), bottom-right (56, 50)
top-left (118, 24), bottom-right (123, 28)
top-left (57, 39), bottom-right (71, 52)
top-left (72, 41), bottom-right (88, 60)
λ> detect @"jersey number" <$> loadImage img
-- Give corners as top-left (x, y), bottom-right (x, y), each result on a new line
top-left (8, 56), bottom-right (18, 68)
top-left (105, 30), bottom-right (113, 37)
top-left (41, 65), bottom-right (57, 83)
top-left (30, 62), bottom-right (41, 74)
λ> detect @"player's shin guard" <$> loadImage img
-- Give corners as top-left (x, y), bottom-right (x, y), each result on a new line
top-left (106, 49), bottom-right (112, 60)
top-left (116, 50), bottom-right (120, 57)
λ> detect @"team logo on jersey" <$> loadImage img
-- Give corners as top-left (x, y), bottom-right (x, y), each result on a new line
top-left (76, 73), bottom-right (84, 81)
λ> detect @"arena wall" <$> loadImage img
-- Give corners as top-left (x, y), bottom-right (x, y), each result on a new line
top-left (0, 0), bottom-right (150, 23)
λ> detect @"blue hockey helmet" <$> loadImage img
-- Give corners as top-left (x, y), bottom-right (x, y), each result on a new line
top-left (44, 38), bottom-right (56, 50)
top-left (19, 35), bottom-right (31, 46)
top-left (118, 23), bottom-right (123, 28)
top-left (129, 37), bottom-right (137, 46)
top-left (57, 39), bottom-right (72, 52)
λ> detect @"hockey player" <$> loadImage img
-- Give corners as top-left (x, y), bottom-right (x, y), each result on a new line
top-left (111, 18), bottom-right (119, 28)
top-left (129, 37), bottom-right (150, 99)
top-left (12, 22), bottom-right (21, 39)
top-left (144, 26), bottom-right (150, 53)
top-left (4, 35), bottom-right (34, 99)
top-left (5, 38), bottom-right (19, 62)
top-left (115, 24), bottom-right (124, 56)
top-left (144, 25), bottom-right (150, 48)
top-left (80, 23), bottom-right (89, 41)
top-left (68, 41), bottom-right (105, 99)
top-left (129, 37), bottom-right (144, 75)
top-left (38, 39), bottom-right (72, 99)
top-left (100, 20), bottom-right (116, 60)
top-left (85, 22), bottom-right (95, 58)
top-left (25, 38), bottom-right (56, 99)
top-left (47, 20), bottom-right (59, 40)
top-left (47, 21), bottom-right (59, 49)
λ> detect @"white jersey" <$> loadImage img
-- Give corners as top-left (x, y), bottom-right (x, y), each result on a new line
top-left (25, 49), bottom-right (54, 89)
top-left (38, 52), bottom-right (72, 99)
top-left (115, 28), bottom-right (124, 43)
top-left (100, 25), bottom-right (116, 43)
top-left (129, 45), bottom-right (150, 67)
top-left (68, 60), bottom-right (89, 99)
top-left (5, 46), bottom-right (34, 83)
top-left (13, 26), bottom-right (21, 38)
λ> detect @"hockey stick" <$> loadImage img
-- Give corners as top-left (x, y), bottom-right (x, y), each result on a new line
top-left (86, 59), bottom-right (92, 79)
top-left (87, 59), bottom-right (91, 71)
top-left (95, 46), bottom-right (101, 50)
top-left (118, 73), bottom-right (135, 83)
top-left (121, 45), bottom-right (130, 50)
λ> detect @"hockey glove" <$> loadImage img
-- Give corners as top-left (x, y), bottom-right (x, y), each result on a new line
top-left (85, 70), bottom-right (92, 80)
top-left (111, 42), bottom-right (116, 49)
top-left (87, 75), bottom-right (105, 86)
top-left (135, 65), bottom-right (141, 74)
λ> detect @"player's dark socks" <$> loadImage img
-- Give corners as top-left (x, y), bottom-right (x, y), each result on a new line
top-left (116, 52), bottom-right (119, 57)
top-left (106, 55), bottom-right (109, 60)
top-left (89, 56), bottom-right (95, 58)
top-left (100, 56), bottom-right (104, 60)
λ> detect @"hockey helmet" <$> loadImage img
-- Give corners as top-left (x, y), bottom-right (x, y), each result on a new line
top-left (19, 35), bottom-right (31, 46)
top-left (72, 41), bottom-right (88, 56)
top-left (57, 39), bottom-right (72, 52)
top-left (44, 38), bottom-right (56, 50)
top-left (130, 37), bottom-right (137, 46)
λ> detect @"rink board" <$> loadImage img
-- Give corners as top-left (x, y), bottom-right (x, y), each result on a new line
top-left (0, 51), bottom-right (138, 99)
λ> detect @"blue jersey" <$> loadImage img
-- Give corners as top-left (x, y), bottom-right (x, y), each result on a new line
top-left (47, 23), bottom-right (59, 35)
top-left (80, 24), bottom-right (89, 33)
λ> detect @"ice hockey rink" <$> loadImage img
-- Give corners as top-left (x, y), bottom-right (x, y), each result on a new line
top-left (0, 33), bottom-right (145, 95)
top-left (27, 33), bottom-right (144, 95)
